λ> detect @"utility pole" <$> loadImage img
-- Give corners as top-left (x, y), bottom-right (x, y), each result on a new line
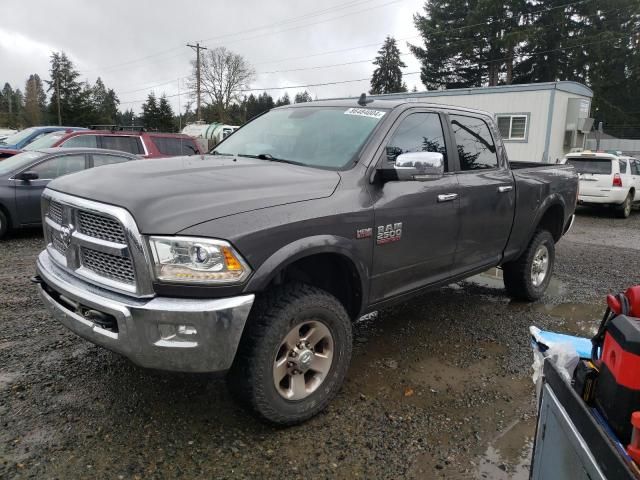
top-left (56, 74), bottom-right (62, 126)
top-left (187, 42), bottom-right (207, 121)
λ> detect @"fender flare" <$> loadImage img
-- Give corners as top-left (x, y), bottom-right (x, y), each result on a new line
top-left (244, 235), bottom-right (369, 311)
top-left (526, 193), bottom-right (567, 243)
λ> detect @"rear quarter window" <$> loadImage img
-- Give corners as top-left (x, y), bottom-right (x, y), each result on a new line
top-left (151, 136), bottom-right (198, 156)
top-left (566, 158), bottom-right (612, 175)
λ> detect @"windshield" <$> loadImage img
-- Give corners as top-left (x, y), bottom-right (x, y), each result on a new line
top-left (213, 106), bottom-right (387, 169)
top-left (0, 151), bottom-right (47, 175)
top-left (0, 127), bottom-right (37, 146)
top-left (24, 131), bottom-right (67, 150)
top-left (566, 157), bottom-right (612, 175)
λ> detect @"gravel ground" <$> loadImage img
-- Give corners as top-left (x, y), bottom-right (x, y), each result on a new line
top-left (1, 207), bottom-right (640, 479)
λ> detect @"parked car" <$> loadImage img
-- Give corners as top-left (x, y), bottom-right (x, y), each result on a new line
top-left (23, 126), bottom-right (203, 158)
top-left (0, 126), bottom-right (86, 158)
top-left (34, 99), bottom-right (578, 425)
top-left (0, 148), bottom-right (138, 238)
top-left (563, 151), bottom-right (639, 218)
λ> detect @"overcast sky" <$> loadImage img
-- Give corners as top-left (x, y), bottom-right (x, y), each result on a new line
top-left (1, 0), bottom-right (426, 115)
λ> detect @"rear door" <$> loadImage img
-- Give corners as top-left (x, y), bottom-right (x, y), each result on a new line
top-left (448, 113), bottom-right (515, 272)
top-left (565, 156), bottom-right (614, 200)
top-left (14, 153), bottom-right (88, 224)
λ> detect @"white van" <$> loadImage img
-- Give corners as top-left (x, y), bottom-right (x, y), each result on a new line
top-left (563, 152), bottom-right (639, 218)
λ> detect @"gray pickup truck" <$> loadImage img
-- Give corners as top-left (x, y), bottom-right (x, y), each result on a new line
top-left (34, 98), bottom-right (578, 424)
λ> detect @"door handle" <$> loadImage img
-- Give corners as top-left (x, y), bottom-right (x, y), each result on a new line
top-left (498, 185), bottom-right (513, 193)
top-left (437, 193), bottom-right (458, 202)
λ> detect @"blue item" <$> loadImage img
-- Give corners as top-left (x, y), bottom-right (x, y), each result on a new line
top-left (531, 326), bottom-right (593, 359)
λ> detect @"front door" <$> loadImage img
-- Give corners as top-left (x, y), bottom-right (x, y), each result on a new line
top-left (14, 153), bottom-right (87, 225)
top-left (448, 113), bottom-right (515, 273)
top-left (370, 111), bottom-right (460, 303)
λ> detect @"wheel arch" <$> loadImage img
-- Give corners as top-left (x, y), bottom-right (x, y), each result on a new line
top-left (245, 235), bottom-right (369, 320)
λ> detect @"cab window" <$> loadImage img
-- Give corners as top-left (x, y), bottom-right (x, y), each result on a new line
top-left (450, 115), bottom-right (498, 171)
top-left (385, 113), bottom-right (447, 168)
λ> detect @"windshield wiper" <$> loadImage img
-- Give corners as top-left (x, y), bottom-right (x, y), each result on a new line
top-left (237, 153), bottom-right (303, 166)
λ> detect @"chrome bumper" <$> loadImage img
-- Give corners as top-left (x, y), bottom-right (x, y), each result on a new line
top-left (36, 251), bottom-right (254, 373)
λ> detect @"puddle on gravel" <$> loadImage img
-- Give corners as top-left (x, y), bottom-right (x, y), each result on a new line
top-left (477, 417), bottom-right (535, 479)
top-left (465, 268), bottom-right (567, 297)
top-left (535, 302), bottom-right (602, 336)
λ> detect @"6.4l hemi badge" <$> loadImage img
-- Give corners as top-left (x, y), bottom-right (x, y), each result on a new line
top-left (377, 223), bottom-right (402, 245)
top-left (356, 227), bottom-right (373, 239)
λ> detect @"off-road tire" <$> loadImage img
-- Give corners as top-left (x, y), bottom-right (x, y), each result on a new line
top-left (616, 193), bottom-right (632, 219)
top-left (227, 283), bottom-right (352, 425)
top-left (503, 230), bottom-right (555, 301)
top-left (0, 210), bottom-right (9, 240)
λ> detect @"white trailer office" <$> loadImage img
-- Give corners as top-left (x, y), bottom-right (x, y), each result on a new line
top-left (364, 81), bottom-right (594, 163)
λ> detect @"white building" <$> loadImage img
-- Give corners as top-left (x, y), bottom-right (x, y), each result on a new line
top-left (365, 81), bottom-right (594, 163)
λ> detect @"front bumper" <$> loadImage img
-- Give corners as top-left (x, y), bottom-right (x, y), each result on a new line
top-left (36, 251), bottom-right (254, 373)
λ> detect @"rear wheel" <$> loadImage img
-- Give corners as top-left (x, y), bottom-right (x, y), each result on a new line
top-left (503, 230), bottom-right (555, 301)
top-left (617, 193), bottom-right (632, 218)
top-left (0, 210), bottom-right (9, 240)
top-left (227, 283), bottom-right (352, 425)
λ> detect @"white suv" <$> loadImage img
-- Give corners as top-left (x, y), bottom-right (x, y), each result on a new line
top-left (564, 152), bottom-right (639, 218)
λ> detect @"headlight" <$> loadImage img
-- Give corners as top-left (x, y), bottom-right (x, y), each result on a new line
top-left (148, 236), bottom-right (251, 284)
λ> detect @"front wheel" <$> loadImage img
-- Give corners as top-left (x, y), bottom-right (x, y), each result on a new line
top-left (227, 283), bottom-right (352, 425)
top-left (503, 230), bottom-right (555, 301)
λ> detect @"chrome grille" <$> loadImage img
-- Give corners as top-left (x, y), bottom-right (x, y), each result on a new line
top-left (81, 247), bottom-right (135, 284)
top-left (78, 211), bottom-right (126, 244)
top-left (48, 201), bottom-right (63, 224)
top-left (42, 190), bottom-right (152, 297)
top-left (51, 229), bottom-right (69, 255)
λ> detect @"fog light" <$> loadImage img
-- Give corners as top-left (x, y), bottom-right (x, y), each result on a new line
top-left (159, 324), bottom-right (198, 340)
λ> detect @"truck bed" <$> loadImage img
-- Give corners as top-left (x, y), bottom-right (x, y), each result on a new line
top-left (509, 160), bottom-right (562, 169)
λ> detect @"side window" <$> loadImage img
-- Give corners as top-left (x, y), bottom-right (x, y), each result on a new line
top-left (92, 154), bottom-right (130, 167)
top-left (632, 160), bottom-right (640, 175)
top-left (450, 115), bottom-right (499, 171)
top-left (101, 136), bottom-right (144, 154)
top-left (385, 113), bottom-right (447, 167)
top-left (151, 137), bottom-right (198, 156)
top-left (619, 160), bottom-right (627, 174)
top-left (63, 135), bottom-right (98, 148)
top-left (30, 154), bottom-right (86, 179)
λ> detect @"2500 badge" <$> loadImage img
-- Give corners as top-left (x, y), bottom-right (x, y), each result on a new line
top-left (377, 222), bottom-right (402, 245)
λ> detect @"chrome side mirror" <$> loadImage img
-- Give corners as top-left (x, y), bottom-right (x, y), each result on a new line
top-left (394, 152), bottom-right (444, 181)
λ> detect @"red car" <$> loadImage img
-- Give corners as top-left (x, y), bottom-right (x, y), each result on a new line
top-left (24, 126), bottom-right (202, 158)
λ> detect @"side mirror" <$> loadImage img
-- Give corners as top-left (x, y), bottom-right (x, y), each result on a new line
top-left (16, 171), bottom-right (39, 181)
top-left (394, 152), bottom-right (445, 181)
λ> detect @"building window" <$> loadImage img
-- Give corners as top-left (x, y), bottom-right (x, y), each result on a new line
top-left (497, 115), bottom-right (528, 140)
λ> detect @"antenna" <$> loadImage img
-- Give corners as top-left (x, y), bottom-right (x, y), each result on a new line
top-left (358, 93), bottom-right (373, 106)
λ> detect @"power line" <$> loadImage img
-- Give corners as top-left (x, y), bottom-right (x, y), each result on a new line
top-left (79, 0), bottom-right (402, 74)
top-left (119, 31), bottom-right (635, 106)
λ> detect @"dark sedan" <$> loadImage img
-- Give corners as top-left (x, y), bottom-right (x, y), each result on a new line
top-left (0, 148), bottom-right (138, 238)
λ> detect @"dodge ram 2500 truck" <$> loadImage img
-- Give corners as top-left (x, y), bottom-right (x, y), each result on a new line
top-left (34, 98), bottom-right (578, 425)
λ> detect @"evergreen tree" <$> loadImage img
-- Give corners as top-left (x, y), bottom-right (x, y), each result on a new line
top-left (141, 92), bottom-right (159, 130)
top-left (1, 83), bottom-right (15, 127)
top-left (246, 92), bottom-right (274, 120)
top-left (294, 91), bottom-right (312, 103)
top-left (46, 52), bottom-right (82, 124)
top-left (370, 36), bottom-right (408, 94)
top-left (157, 94), bottom-right (175, 132)
top-left (276, 92), bottom-right (291, 106)
top-left (90, 77), bottom-right (119, 125)
top-left (23, 74), bottom-right (47, 126)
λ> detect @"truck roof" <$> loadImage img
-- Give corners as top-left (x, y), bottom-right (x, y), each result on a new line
top-left (280, 98), bottom-right (494, 118)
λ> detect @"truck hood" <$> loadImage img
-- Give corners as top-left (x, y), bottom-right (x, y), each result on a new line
top-left (47, 155), bottom-right (341, 234)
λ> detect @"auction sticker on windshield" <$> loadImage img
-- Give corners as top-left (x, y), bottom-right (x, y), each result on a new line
top-left (344, 108), bottom-right (386, 119)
